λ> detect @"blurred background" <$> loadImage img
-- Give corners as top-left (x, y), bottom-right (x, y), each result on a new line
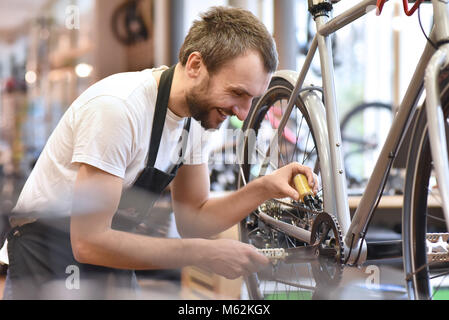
top-left (0, 0), bottom-right (435, 299)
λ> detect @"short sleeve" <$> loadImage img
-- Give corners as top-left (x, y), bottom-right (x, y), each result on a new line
top-left (71, 96), bottom-right (135, 178)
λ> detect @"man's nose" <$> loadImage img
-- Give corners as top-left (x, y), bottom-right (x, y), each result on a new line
top-left (232, 99), bottom-right (253, 121)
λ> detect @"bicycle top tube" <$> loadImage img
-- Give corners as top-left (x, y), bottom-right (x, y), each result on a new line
top-left (376, 0), bottom-right (425, 16)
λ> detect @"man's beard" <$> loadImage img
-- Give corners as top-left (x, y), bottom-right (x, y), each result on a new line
top-left (185, 78), bottom-right (222, 130)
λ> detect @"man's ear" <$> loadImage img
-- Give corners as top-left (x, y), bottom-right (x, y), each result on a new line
top-left (185, 51), bottom-right (205, 79)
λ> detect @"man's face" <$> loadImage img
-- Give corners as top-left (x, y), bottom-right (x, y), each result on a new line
top-left (186, 51), bottom-right (272, 129)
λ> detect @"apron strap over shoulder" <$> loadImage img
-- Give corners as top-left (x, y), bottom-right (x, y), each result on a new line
top-left (147, 65), bottom-right (176, 168)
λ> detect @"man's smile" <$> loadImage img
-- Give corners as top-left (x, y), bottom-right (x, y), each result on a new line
top-left (217, 108), bottom-right (228, 120)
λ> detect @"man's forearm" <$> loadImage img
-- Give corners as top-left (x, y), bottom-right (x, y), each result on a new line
top-left (175, 177), bottom-right (269, 238)
top-left (72, 222), bottom-right (271, 280)
top-left (73, 228), bottom-right (208, 270)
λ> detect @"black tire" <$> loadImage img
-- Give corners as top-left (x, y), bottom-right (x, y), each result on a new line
top-left (403, 70), bottom-right (449, 300)
top-left (237, 78), bottom-right (338, 300)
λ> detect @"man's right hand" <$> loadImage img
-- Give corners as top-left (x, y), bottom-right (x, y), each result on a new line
top-left (194, 239), bottom-right (270, 279)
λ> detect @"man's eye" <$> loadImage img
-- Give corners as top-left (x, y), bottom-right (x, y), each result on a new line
top-left (233, 91), bottom-right (243, 97)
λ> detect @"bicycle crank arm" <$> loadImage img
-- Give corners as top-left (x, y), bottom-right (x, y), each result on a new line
top-left (284, 244), bottom-right (321, 264)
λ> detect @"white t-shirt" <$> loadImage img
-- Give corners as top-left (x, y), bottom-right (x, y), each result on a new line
top-left (12, 66), bottom-right (213, 217)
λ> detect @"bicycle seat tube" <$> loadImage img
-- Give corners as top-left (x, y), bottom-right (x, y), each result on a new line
top-left (309, 0), bottom-right (352, 237)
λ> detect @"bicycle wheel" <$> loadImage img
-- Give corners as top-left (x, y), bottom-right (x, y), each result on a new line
top-left (340, 102), bottom-right (393, 191)
top-left (237, 78), bottom-right (342, 300)
top-left (403, 72), bottom-right (449, 300)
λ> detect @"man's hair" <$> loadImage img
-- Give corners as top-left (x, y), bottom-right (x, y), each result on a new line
top-left (179, 6), bottom-right (278, 74)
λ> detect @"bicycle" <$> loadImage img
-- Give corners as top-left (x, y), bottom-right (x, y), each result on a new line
top-left (236, 0), bottom-right (449, 300)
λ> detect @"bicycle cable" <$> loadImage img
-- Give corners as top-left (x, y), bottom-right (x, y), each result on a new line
top-left (343, 233), bottom-right (355, 265)
top-left (418, 4), bottom-right (438, 50)
top-left (352, 156), bottom-right (393, 265)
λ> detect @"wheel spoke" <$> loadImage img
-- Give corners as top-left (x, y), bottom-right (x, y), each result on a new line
top-left (302, 131), bottom-right (311, 165)
top-left (291, 111), bottom-right (305, 164)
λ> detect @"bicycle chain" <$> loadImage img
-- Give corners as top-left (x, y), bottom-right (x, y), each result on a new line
top-left (262, 199), bottom-right (345, 265)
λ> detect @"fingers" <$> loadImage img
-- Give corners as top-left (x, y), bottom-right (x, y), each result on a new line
top-left (283, 184), bottom-right (300, 201)
top-left (239, 244), bottom-right (270, 275)
top-left (237, 249), bottom-right (270, 278)
top-left (306, 172), bottom-right (319, 194)
top-left (207, 241), bottom-right (271, 279)
top-left (289, 162), bottom-right (319, 194)
top-left (222, 250), bottom-right (270, 279)
top-left (248, 245), bottom-right (271, 266)
top-left (312, 173), bottom-right (319, 194)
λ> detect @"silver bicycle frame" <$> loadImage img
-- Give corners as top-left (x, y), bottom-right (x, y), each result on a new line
top-left (424, 1), bottom-right (449, 234)
top-left (303, 0), bottom-right (449, 263)
top-left (247, 0), bottom-right (449, 265)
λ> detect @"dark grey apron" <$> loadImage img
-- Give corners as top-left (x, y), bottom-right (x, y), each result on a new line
top-left (5, 65), bottom-right (191, 299)
top-left (112, 65), bottom-right (191, 232)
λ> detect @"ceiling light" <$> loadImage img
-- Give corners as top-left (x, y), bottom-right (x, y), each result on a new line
top-left (75, 63), bottom-right (93, 78)
top-left (25, 70), bottom-right (37, 84)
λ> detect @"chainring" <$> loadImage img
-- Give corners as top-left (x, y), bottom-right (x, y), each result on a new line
top-left (310, 212), bottom-right (345, 265)
top-left (309, 212), bottom-right (345, 289)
